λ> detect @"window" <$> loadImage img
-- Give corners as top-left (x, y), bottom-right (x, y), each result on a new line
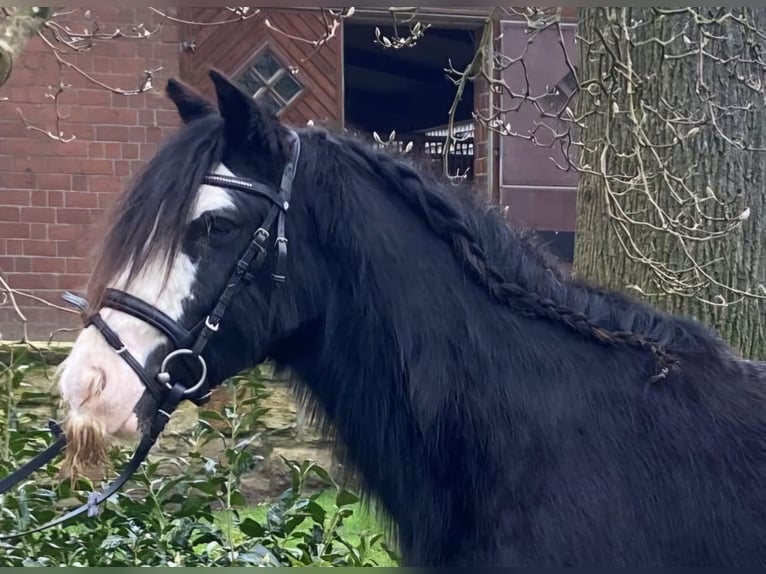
top-left (234, 47), bottom-right (304, 114)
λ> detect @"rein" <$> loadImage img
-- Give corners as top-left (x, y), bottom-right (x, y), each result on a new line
top-left (0, 129), bottom-right (301, 540)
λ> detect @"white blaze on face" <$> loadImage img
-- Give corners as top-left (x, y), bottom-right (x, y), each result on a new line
top-left (57, 163), bottom-right (236, 438)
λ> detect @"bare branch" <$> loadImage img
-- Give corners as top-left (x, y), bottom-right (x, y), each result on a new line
top-left (0, 270), bottom-right (81, 346)
top-left (148, 6), bottom-right (260, 27)
top-left (51, 48), bottom-right (161, 95)
top-left (373, 7), bottom-right (430, 49)
top-left (473, 6), bottom-right (766, 306)
top-left (16, 70), bottom-right (75, 143)
top-left (264, 8), bottom-right (353, 66)
top-left (43, 14), bottom-right (160, 52)
top-left (0, 277), bottom-right (79, 317)
top-left (441, 21), bottom-right (490, 183)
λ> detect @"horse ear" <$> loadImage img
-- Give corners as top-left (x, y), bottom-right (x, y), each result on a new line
top-left (208, 68), bottom-right (281, 151)
top-left (165, 77), bottom-right (216, 124)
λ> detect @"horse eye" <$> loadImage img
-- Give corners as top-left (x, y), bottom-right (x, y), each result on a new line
top-left (204, 213), bottom-right (236, 237)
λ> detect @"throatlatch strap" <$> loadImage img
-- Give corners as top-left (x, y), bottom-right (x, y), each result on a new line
top-left (274, 132), bottom-right (298, 282)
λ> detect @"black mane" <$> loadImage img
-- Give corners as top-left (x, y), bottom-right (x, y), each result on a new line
top-left (301, 127), bottom-right (732, 362)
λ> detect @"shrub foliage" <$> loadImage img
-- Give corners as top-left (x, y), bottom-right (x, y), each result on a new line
top-left (0, 346), bottom-right (398, 567)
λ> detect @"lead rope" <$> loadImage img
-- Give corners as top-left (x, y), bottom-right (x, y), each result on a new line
top-left (0, 420), bottom-right (65, 496)
top-left (0, 382), bottom-right (188, 541)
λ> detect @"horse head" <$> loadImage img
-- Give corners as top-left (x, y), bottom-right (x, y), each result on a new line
top-left (56, 70), bottom-right (324, 474)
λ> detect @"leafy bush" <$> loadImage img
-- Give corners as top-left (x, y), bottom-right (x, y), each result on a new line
top-left (0, 346), bottom-right (398, 567)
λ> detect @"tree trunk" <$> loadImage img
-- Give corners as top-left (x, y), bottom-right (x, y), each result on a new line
top-left (573, 7), bottom-right (766, 360)
top-left (0, 8), bottom-right (52, 88)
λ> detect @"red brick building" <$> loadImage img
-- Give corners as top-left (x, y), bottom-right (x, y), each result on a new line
top-left (0, 7), bottom-right (579, 340)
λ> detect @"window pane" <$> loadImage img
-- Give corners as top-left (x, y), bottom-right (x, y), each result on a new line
top-left (253, 50), bottom-right (282, 82)
top-left (257, 90), bottom-right (282, 114)
top-left (273, 72), bottom-right (302, 102)
top-left (238, 69), bottom-right (264, 96)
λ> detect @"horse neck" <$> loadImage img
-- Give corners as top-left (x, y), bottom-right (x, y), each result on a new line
top-left (282, 289), bottom-right (500, 561)
top-left (276, 185), bottom-right (541, 556)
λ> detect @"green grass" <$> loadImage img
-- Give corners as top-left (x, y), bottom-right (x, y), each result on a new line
top-left (215, 491), bottom-right (397, 566)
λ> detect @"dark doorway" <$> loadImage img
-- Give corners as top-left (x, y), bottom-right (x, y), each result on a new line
top-left (535, 230), bottom-right (575, 266)
top-left (343, 22), bottom-right (477, 179)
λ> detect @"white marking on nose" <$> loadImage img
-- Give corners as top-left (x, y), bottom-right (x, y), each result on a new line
top-left (58, 163), bottom-right (237, 435)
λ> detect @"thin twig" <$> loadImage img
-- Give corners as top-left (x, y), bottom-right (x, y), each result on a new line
top-left (16, 60), bottom-right (75, 143)
top-left (52, 49), bottom-right (160, 95)
top-left (1, 284), bottom-right (80, 315)
top-left (264, 8), bottom-right (353, 65)
top-left (148, 6), bottom-right (260, 27)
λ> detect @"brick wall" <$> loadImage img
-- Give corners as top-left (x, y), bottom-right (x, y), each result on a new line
top-left (0, 8), bottom-right (182, 341)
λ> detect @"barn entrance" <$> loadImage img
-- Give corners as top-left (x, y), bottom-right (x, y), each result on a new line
top-left (343, 20), bottom-right (478, 180)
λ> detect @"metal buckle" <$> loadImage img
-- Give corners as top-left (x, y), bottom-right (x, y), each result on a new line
top-left (157, 349), bottom-right (208, 396)
top-left (204, 315), bottom-right (220, 332)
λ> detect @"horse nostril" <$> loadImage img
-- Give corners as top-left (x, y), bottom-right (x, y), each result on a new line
top-left (94, 367), bottom-right (108, 394)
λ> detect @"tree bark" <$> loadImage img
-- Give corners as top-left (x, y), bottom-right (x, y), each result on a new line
top-left (0, 7), bottom-right (52, 89)
top-left (573, 7), bottom-right (766, 359)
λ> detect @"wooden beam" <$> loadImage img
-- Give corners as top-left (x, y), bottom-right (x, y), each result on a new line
top-left (348, 7), bottom-right (492, 28)
top-left (344, 48), bottom-right (451, 85)
top-left (345, 86), bottom-right (473, 133)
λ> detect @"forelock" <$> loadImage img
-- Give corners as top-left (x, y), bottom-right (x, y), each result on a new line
top-left (86, 115), bottom-right (226, 307)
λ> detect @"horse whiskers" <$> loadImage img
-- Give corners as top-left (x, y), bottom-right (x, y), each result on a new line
top-left (60, 414), bottom-right (110, 483)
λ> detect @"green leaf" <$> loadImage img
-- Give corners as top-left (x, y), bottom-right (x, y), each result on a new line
top-left (177, 495), bottom-right (210, 518)
top-left (199, 409), bottom-right (226, 422)
top-left (238, 517), bottom-right (266, 537)
top-left (229, 491), bottom-right (247, 508)
top-left (100, 535), bottom-right (128, 550)
top-left (192, 532), bottom-right (222, 546)
top-left (307, 464), bottom-right (337, 488)
top-left (304, 500), bottom-right (326, 524)
top-left (156, 477), bottom-right (185, 499)
top-left (284, 514), bottom-right (307, 534)
top-left (237, 544), bottom-right (281, 566)
top-left (335, 489), bottom-right (360, 508)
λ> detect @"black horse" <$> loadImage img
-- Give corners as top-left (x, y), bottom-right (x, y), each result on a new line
top-left (57, 70), bottom-right (766, 567)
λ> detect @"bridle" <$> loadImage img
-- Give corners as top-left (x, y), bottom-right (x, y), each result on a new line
top-left (0, 129), bottom-right (301, 539)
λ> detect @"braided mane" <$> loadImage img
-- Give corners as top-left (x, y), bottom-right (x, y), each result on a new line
top-left (321, 130), bottom-right (730, 379)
